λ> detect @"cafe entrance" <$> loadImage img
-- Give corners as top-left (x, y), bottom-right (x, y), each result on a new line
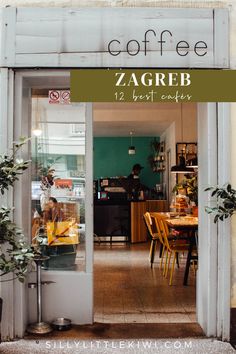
top-left (93, 103), bottom-right (198, 325)
top-left (0, 69), bottom-right (228, 341)
top-left (92, 101), bottom-right (230, 339)
top-left (0, 6), bottom-right (230, 341)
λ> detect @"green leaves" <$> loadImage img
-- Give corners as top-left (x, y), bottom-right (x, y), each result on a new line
top-left (0, 137), bottom-right (35, 283)
top-left (0, 137), bottom-right (31, 195)
top-left (173, 175), bottom-right (198, 205)
top-left (32, 155), bottom-right (61, 180)
top-left (205, 183), bottom-right (236, 223)
top-left (0, 206), bottom-right (35, 282)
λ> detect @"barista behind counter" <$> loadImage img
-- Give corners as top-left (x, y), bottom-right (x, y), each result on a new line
top-left (128, 163), bottom-right (143, 181)
top-left (127, 163), bottom-right (148, 200)
top-left (94, 164), bottom-right (167, 242)
top-left (96, 163), bottom-right (158, 202)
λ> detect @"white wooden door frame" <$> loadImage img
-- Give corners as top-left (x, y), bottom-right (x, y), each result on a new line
top-left (197, 103), bottom-right (231, 341)
top-left (0, 68), bottom-right (15, 340)
top-left (217, 103), bottom-right (231, 340)
top-left (0, 69), bottom-right (231, 340)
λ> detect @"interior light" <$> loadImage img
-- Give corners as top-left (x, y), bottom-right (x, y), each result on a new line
top-left (128, 146), bottom-right (136, 155)
top-left (32, 128), bottom-right (42, 137)
top-left (128, 131), bottom-right (136, 155)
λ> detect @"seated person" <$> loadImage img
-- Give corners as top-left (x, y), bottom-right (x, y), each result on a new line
top-left (44, 197), bottom-right (65, 223)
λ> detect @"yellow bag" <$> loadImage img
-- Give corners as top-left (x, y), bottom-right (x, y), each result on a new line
top-left (46, 221), bottom-right (79, 246)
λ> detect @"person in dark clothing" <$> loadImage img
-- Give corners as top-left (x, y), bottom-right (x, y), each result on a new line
top-left (128, 163), bottom-right (144, 180)
top-left (127, 164), bottom-right (148, 199)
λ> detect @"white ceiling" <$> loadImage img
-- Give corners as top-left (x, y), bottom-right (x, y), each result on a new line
top-left (93, 102), bottom-right (181, 137)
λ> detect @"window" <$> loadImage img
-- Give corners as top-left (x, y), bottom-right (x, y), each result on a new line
top-left (31, 95), bottom-right (86, 271)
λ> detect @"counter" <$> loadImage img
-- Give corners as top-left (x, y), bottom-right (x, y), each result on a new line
top-left (94, 199), bottom-right (130, 242)
top-left (94, 199), bottom-right (168, 243)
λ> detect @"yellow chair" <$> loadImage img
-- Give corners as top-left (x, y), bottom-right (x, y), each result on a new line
top-left (154, 214), bottom-right (189, 285)
top-left (150, 215), bottom-right (166, 271)
top-left (151, 213), bottom-right (181, 272)
top-left (143, 212), bottom-right (159, 268)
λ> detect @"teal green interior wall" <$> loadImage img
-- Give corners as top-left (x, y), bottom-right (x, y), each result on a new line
top-left (93, 137), bottom-right (160, 189)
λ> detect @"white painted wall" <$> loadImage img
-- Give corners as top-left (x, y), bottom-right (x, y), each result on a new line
top-left (160, 103), bottom-right (197, 200)
top-left (160, 121), bottom-right (176, 201)
top-left (176, 103), bottom-right (197, 142)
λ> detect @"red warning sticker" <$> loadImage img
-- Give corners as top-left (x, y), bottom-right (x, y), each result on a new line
top-left (49, 90), bottom-right (60, 104)
top-left (60, 90), bottom-right (71, 104)
top-left (48, 90), bottom-right (71, 104)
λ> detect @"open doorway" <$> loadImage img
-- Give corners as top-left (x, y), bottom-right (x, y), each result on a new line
top-left (93, 102), bottom-right (198, 324)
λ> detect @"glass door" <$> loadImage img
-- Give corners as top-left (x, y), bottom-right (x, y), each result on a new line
top-left (31, 96), bottom-right (86, 271)
top-left (12, 71), bottom-right (94, 326)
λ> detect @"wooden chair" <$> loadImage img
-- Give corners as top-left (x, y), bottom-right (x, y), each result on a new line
top-left (151, 214), bottom-right (182, 271)
top-left (143, 212), bottom-right (159, 268)
top-left (150, 215), bottom-right (167, 271)
top-left (154, 214), bottom-right (189, 285)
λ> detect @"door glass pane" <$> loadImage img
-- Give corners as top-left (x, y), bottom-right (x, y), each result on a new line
top-left (31, 95), bottom-right (86, 271)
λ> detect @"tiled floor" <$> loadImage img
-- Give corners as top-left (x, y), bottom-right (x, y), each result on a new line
top-left (94, 242), bottom-right (196, 324)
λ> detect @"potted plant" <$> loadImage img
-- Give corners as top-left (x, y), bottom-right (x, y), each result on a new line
top-left (205, 183), bottom-right (236, 222)
top-left (173, 174), bottom-right (198, 215)
top-left (0, 138), bottom-right (44, 327)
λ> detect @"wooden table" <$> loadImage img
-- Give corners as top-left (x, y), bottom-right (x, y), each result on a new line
top-left (165, 216), bottom-right (198, 229)
top-left (151, 213), bottom-right (198, 286)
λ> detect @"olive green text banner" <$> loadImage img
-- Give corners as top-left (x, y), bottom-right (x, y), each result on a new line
top-left (70, 69), bottom-right (236, 103)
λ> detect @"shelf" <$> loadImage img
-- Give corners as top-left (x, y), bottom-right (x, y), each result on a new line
top-left (176, 142), bottom-right (198, 167)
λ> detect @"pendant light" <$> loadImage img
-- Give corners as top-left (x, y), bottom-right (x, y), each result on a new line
top-left (171, 104), bottom-right (194, 174)
top-left (128, 131), bottom-right (136, 155)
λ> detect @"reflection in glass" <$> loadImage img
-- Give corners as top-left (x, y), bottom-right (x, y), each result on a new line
top-left (31, 96), bottom-right (86, 271)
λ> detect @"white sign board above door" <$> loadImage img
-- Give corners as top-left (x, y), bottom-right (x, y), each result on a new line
top-left (0, 7), bottom-right (228, 68)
